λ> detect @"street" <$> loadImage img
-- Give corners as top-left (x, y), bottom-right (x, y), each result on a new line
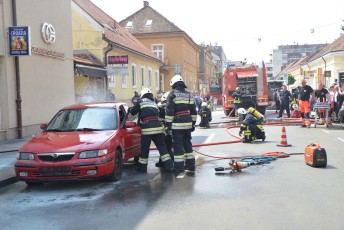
top-left (1, 110), bottom-right (344, 230)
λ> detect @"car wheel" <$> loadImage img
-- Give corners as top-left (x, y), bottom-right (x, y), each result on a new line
top-left (107, 149), bottom-right (122, 182)
top-left (25, 181), bottom-right (42, 186)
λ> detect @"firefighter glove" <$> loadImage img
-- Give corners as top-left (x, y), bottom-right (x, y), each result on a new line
top-left (191, 126), bottom-right (195, 132)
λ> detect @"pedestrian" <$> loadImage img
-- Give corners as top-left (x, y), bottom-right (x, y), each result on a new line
top-left (298, 79), bottom-right (315, 127)
top-left (131, 90), bottom-right (140, 106)
top-left (155, 91), bottom-right (174, 168)
top-left (165, 74), bottom-right (197, 173)
top-left (106, 89), bottom-right (116, 102)
top-left (278, 85), bottom-right (291, 118)
top-left (273, 88), bottom-right (281, 113)
top-left (194, 93), bottom-right (202, 112)
top-left (128, 88), bottom-right (174, 173)
top-left (315, 83), bottom-right (329, 123)
top-left (232, 87), bottom-right (242, 115)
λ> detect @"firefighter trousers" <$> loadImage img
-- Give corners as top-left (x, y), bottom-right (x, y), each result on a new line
top-left (139, 133), bottom-right (173, 170)
top-left (172, 129), bottom-right (195, 171)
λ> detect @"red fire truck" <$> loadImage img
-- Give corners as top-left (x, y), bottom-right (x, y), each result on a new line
top-left (222, 64), bottom-right (268, 116)
top-left (209, 76), bottom-right (222, 105)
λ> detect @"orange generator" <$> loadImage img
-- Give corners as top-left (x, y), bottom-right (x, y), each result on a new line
top-left (304, 143), bottom-right (327, 167)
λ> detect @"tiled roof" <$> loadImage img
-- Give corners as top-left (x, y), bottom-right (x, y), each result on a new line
top-left (119, 3), bottom-right (183, 34)
top-left (73, 50), bottom-right (104, 67)
top-left (73, 0), bottom-right (160, 62)
top-left (308, 34), bottom-right (344, 62)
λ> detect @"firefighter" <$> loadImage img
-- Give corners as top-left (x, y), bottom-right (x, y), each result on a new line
top-left (232, 87), bottom-right (242, 115)
top-left (239, 107), bottom-right (266, 143)
top-left (165, 75), bottom-right (198, 173)
top-left (298, 79), bottom-right (315, 127)
top-left (128, 88), bottom-right (174, 173)
top-left (155, 91), bottom-right (174, 168)
top-left (199, 102), bottom-right (212, 128)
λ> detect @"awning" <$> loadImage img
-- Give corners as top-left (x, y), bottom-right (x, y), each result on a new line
top-left (75, 64), bottom-right (107, 78)
top-left (237, 71), bottom-right (258, 78)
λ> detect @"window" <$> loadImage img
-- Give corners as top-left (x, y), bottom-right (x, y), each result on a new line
top-left (155, 70), bottom-right (159, 90)
top-left (148, 68), bottom-right (152, 88)
top-left (126, 21), bottom-right (133, 28)
top-left (121, 75), bottom-right (127, 88)
top-left (132, 64), bottom-right (137, 88)
top-left (145, 20), bottom-right (152, 26)
top-left (152, 44), bottom-right (164, 61)
top-left (141, 67), bottom-right (145, 87)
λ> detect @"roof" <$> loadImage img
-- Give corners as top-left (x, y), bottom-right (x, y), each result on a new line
top-left (73, 0), bottom-right (160, 62)
top-left (73, 50), bottom-right (105, 67)
top-left (308, 34), bottom-right (344, 62)
top-left (119, 2), bottom-right (183, 34)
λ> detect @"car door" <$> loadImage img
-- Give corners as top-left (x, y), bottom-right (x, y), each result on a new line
top-left (119, 105), bottom-right (141, 160)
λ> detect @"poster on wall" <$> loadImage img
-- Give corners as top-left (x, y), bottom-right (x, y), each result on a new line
top-left (8, 26), bottom-right (31, 56)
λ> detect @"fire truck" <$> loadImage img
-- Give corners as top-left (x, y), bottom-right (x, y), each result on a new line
top-left (222, 64), bottom-right (268, 116)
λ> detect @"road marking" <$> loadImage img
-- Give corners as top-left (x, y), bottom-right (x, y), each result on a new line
top-left (176, 172), bottom-right (186, 178)
top-left (321, 129), bottom-right (330, 134)
top-left (338, 137), bottom-right (344, 143)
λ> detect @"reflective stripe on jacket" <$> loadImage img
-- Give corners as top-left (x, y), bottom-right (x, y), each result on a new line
top-left (166, 86), bottom-right (197, 130)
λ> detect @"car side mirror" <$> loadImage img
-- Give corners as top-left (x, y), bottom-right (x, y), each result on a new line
top-left (40, 123), bottom-right (47, 130)
top-left (125, 121), bottom-right (136, 128)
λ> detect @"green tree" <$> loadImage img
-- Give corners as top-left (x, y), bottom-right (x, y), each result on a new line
top-left (288, 74), bottom-right (296, 85)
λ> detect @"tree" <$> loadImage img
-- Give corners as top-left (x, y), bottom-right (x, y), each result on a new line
top-left (288, 74), bottom-right (296, 85)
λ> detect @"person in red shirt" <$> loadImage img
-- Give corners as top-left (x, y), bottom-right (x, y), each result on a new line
top-left (298, 79), bottom-right (315, 127)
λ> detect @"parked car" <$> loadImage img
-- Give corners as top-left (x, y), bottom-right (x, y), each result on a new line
top-left (14, 102), bottom-right (141, 185)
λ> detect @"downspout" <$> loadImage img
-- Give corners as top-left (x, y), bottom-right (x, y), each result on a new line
top-left (321, 56), bottom-right (326, 87)
top-left (12, 0), bottom-right (22, 139)
top-left (104, 42), bottom-right (113, 90)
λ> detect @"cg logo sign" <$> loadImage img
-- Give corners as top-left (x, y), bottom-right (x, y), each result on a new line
top-left (41, 22), bottom-right (56, 44)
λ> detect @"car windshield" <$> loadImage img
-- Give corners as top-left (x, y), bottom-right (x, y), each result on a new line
top-left (45, 108), bottom-right (118, 131)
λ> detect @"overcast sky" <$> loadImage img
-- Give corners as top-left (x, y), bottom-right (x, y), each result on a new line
top-left (90, 0), bottom-right (344, 65)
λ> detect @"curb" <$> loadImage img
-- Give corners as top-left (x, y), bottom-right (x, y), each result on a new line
top-left (0, 176), bottom-right (19, 189)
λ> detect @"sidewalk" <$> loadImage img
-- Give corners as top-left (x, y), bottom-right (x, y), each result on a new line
top-left (0, 136), bottom-right (31, 188)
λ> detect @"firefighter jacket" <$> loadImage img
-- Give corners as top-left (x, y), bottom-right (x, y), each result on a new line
top-left (199, 107), bottom-right (212, 121)
top-left (129, 96), bottom-right (164, 135)
top-left (240, 113), bottom-right (262, 131)
top-left (232, 91), bottom-right (242, 104)
top-left (165, 85), bottom-right (197, 130)
top-left (157, 102), bottom-right (166, 125)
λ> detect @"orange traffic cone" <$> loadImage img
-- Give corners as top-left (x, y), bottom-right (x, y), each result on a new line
top-left (277, 126), bottom-right (291, 147)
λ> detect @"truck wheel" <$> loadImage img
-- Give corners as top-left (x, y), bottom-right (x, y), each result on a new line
top-left (257, 107), bottom-right (266, 115)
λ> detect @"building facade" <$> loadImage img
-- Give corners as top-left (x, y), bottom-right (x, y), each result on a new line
top-left (0, 0), bottom-right (74, 140)
top-left (272, 43), bottom-right (327, 77)
top-left (72, 0), bottom-right (162, 105)
top-left (119, 1), bottom-right (199, 93)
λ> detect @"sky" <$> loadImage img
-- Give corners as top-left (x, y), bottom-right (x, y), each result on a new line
top-left (90, 0), bottom-right (344, 65)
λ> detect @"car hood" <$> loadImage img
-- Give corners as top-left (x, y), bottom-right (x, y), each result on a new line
top-left (20, 131), bottom-right (116, 153)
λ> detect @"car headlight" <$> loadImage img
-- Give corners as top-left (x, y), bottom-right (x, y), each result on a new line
top-left (78, 149), bottom-right (108, 159)
top-left (17, 152), bottom-right (35, 160)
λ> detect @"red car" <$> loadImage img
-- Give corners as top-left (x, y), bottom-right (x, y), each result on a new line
top-left (14, 102), bottom-right (141, 185)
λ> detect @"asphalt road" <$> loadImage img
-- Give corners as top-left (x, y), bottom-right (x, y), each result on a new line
top-left (1, 110), bottom-right (343, 230)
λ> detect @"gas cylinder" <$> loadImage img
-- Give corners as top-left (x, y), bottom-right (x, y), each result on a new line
top-left (247, 107), bottom-right (264, 120)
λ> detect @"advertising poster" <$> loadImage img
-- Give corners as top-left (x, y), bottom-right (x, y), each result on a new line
top-left (9, 26), bottom-right (31, 56)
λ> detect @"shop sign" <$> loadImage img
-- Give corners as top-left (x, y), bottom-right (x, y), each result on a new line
top-left (8, 26), bottom-right (31, 56)
top-left (108, 55), bottom-right (128, 64)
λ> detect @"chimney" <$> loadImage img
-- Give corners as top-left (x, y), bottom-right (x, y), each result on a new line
top-left (144, 1), bottom-right (149, 7)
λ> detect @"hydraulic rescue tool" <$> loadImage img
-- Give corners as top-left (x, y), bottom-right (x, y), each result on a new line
top-left (304, 143), bottom-right (327, 167)
top-left (214, 159), bottom-right (263, 173)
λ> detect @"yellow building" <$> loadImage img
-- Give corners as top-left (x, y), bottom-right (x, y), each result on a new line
top-left (72, 0), bottom-right (162, 105)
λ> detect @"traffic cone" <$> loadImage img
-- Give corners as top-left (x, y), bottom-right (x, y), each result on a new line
top-left (277, 126), bottom-right (292, 147)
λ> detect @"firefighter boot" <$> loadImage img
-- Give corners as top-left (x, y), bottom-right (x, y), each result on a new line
top-left (185, 158), bottom-right (196, 172)
top-left (162, 159), bottom-right (174, 173)
top-left (136, 163), bottom-right (147, 173)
